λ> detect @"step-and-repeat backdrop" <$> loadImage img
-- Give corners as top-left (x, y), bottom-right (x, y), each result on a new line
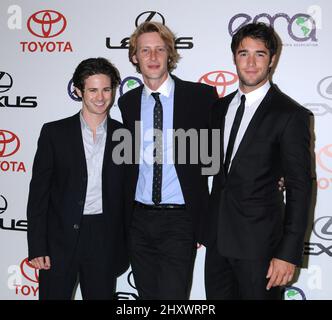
top-left (1, 0), bottom-right (331, 300)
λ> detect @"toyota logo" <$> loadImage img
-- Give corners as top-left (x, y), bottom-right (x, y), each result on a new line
top-left (0, 130), bottom-right (20, 157)
top-left (317, 144), bottom-right (332, 173)
top-left (313, 216), bottom-right (332, 241)
top-left (135, 11), bottom-right (165, 27)
top-left (27, 10), bottom-right (67, 38)
top-left (20, 258), bottom-right (39, 283)
top-left (199, 70), bottom-right (238, 97)
top-left (318, 76), bottom-right (332, 101)
top-left (0, 72), bottom-right (13, 93)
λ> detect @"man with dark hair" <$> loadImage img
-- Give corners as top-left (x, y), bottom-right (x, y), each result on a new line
top-left (118, 22), bottom-right (218, 299)
top-left (203, 23), bottom-right (313, 300)
top-left (27, 57), bottom-right (128, 299)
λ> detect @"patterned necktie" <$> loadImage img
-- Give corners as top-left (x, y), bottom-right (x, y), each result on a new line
top-left (151, 92), bottom-right (163, 205)
top-left (224, 94), bottom-right (246, 176)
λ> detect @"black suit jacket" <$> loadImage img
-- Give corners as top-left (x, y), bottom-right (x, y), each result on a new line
top-left (203, 85), bottom-right (313, 265)
top-left (27, 113), bottom-right (128, 276)
top-left (118, 75), bottom-right (218, 241)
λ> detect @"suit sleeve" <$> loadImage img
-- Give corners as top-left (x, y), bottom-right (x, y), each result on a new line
top-left (275, 109), bottom-right (313, 265)
top-left (27, 124), bottom-right (54, 260)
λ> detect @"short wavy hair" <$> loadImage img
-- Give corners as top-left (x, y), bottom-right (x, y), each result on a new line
top-left (72, 57), bottom-right (121, 102)
top-left (128, 21), bottom-right (180, 73)
top-left (231, 22), bottom-right (279, 61)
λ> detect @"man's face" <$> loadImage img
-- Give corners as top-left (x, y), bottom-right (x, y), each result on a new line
top-left (234, 37), bottom-right (275, 93)
top-left (76, 74), bottom-right (112, 117)
top-left (133, 32), bottom-right (169, 85)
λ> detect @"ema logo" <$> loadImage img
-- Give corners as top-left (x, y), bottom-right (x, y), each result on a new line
top-left (106, 11), bottom-right (193, 50)
top-left (198, 71), bottom-right (238, 97)
top-left (114, 271), bottom-right (139, 300)
top-left (119, 76), bottom-right (143, 97)
top-left (0, 129), bottom-right (26, 173)
top-left (284, 286), bottom-right (306, 300)
top-left (20, 9), bottom-right (73, 53)
top-left (0, 71), bottom-right (38, 108)
top-left (228, 12), bottom-right (318, 46)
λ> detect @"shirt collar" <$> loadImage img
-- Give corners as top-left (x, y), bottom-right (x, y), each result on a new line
top-left (143, 73), bottom-right (174, 98)
top-left (237, 81), bottom-right (271, 106)
top-left (80, 111), bottom-right (108, 133)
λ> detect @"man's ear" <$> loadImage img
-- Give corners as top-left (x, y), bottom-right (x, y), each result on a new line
top-left (132, 54), bottom-right (138, 64)
top-left (269, 54), bottom-right (276, 68)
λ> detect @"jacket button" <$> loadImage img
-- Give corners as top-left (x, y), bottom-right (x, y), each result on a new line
top-left (78, 200), bottom-right (84, 206)
top-left (73, 224), bottom-right (79, 230)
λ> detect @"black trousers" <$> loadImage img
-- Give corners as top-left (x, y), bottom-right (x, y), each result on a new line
top-left (39, 214), bottom-right (116, 300)
top-left (205, 241), bottom-right (282, 300)
top-left (129, 205), bottom-right (196, 300)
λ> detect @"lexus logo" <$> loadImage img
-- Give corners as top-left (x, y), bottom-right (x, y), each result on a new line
top-left (20, 258), bottom-right (39, 283)
top-left (313, 216), bottom-right (332, 241)
top-left (135, 11), bottom-right (165, 27)
top-left (0, 72), bottom-right (13, 93)
top-left (0, 130), bottom-right (21, 157)
top-left (317, 144), bottom-right (332, 174)
top-left (0, 195), bottom-right (8, 214)
top-left (27, 10), bottom-right (67, 38)
top-left (199, 70), bottom-right (238, 97)
top-left (318, 76), bottom-right (332, 100)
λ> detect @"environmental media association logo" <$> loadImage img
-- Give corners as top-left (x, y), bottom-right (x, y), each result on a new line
top-left (21, 9), bottom-right (72, 53)
top-left (228, 12), bottom-right (318, 45)
top-left (119, 76), bottom-right (143, 96)
top-left (199, 71), bottom-right (238, 97)
top-left (284, 286), bottom-right (306, 300)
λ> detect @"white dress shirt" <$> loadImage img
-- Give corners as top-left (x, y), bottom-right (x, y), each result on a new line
top-left (224, 81), bottom-right (271, 170)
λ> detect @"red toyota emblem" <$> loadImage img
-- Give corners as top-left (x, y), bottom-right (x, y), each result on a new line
top-left (27, 10), bottom-right (67, 38)
top-left (317, 144), bottom-right (332, 173)
top-left (199, 70), bottom-right (238, 97)
top-left (0, 130), bottom-right (20, 157)
top-left (20, 258), bottom-right (39, 283)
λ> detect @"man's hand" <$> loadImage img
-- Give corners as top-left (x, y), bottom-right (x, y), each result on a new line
top-left (29, 256), bottom-right (51, 270)
top-left (278, 177), bottom-right (285, 191)
top-left (266, 258), bottom-right (295, 290)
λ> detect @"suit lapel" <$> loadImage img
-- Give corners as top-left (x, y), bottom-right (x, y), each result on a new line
top-left (227, 86), bottom-right (276, 177)
top-left (172, 76), bottom-right (187, 131)
top-left (71, 113), bottom-right (88, 177)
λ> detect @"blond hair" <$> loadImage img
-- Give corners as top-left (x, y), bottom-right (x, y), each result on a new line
top-left (128, 21), bottom-right (180, 73)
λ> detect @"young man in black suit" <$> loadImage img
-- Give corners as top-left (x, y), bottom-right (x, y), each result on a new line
top-left (204, 23), bottom-right (313, 300)
top-left (27, 57), bottom-right (128, 299)
top-left (118, 22), bottom-right (218, 299)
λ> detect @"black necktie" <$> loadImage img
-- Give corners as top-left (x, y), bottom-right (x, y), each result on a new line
top-left (224, 94), bottom-right (246, 175)
top-left (151, 92), bottom-right (163, 205)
